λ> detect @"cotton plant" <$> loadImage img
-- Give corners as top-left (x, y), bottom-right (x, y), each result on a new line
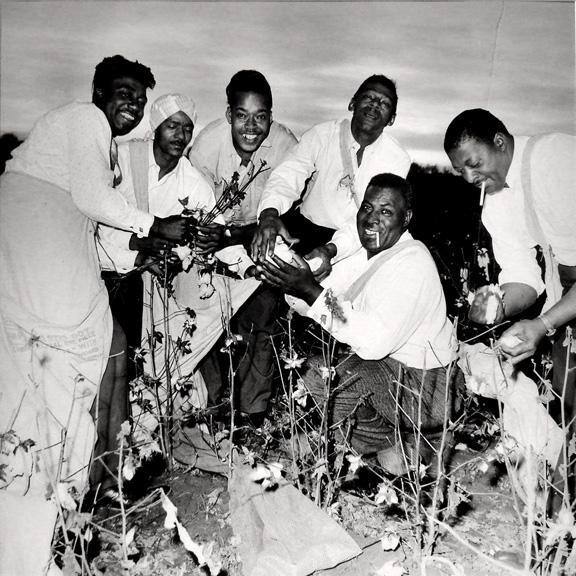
top-left (0, 429), bottom-right (35, 491)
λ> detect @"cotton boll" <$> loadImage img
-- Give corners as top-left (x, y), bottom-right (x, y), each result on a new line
top-left (305, 257), bottom-right (323, 273)
top-left (499, 334), bottom-right (523, 348)
top-left (267, 237), bottom-right (297, 266)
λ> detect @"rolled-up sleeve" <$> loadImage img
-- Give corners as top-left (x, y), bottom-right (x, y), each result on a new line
top-left (257, 126), bottom-right (322, 217)
top-left (67, 107), bottom-right (154, 235)
top-left (482, 209), bottom-right (545, 295)
top-left (330, 221), bottom-right (361, 261)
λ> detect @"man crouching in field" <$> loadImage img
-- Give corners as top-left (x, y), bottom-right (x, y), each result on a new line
top-left (256, 173), bottom-right (461, 474)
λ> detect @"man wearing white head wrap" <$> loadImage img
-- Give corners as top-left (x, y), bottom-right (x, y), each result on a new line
top-left (97, 95), bottom-right (257, 483)
top-left (149, 93), bottom-right (198, 132)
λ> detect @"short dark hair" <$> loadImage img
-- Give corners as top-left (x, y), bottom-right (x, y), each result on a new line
top-left (92, 55), bottom-right (155, 99)
top-left (366, 173), bottom-right (413, 210)
top-left (443, 108), bottom-right (511, 152)
top-left (226, 70), bottom-right (273, 109)
top-left (352, 75), bottom-right (398, 115)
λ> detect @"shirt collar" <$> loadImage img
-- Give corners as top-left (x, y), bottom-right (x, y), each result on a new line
top-left (347, 119), bottom-right (385, 153)
top-left (505, 135), bottom-right (528, 189)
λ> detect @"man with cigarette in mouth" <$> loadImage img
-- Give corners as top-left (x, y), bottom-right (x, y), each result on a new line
top-left (444, 108), bottom-right (576, 431)
top-left (252, 74), bottom-right (411, 274)
top-left (256, 173), bottom-right (459, 474)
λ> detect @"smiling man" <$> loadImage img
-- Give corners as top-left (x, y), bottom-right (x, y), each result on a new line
top-left (257, 173), bottom-right (459, 474)
top-left (187, 70), bottom-right (297, 425)
top-left (0, 55), bottom-right (189, 575)
top-left (444, 108), bottom-right (576, 447)
top-left (252, 74), bottom-right (411, 270)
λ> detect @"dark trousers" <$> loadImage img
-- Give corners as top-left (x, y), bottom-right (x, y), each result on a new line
top-left (305, 353), bottom-right (462, 454)
top-left (102, 271), bottom-right (143, 380)
top-left (199, 283), bottom-right (282, 414)
top-left (281, 207), bottom-right (336, 257)
top-left (551, 264), bottom-right (576, 423)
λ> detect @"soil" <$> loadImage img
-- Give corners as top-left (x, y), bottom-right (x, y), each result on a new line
top-left (91, 434), bottom-right (526, 576)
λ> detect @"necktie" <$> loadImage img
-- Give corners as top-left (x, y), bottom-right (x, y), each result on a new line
top-left (109, 139), bottom-right (123, 187)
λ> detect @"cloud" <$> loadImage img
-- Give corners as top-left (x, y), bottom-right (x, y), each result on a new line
top-left (1, 1), bottom-right (573, 164)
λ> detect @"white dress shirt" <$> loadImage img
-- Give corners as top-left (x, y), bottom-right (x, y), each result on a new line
top-left (482, 133), bottom-right (576, 298)
top-left (7, 102), bottom-right (154, 237)
top-left (189, 118), bottom-right (297, 226)
top-left (98, 140), bottom-right (253, 277)
top-left (287, 232), bottom-right (456, 369)
top-left (257, 118), bottom-right (411, 258)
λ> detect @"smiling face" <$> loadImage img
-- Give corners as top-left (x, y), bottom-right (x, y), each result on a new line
top-left (95, 76), bottom-right (148, 136)
top-left (154, 111), bottom-right (194, 161)
top-left (349, 82), bottom-right (396, 138)
top-left (447, 135), bottom-right (512, 194)
top-left (357, 185), bottom-right (412, 258)
top-left (226, 91), bottom-right (272, 163)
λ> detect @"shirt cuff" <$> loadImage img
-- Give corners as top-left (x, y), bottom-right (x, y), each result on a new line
top-left (257, 198), bottom-right (287, 219)
top-left (134, 212), bottom-right (155, 238)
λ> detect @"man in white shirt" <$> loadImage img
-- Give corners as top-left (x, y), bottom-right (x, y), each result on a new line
top-left (97, 93), bottom-right (257, 489)
top-left (257, 173), bottom-right (458, 474)
top-left (0, 55), bottom-right (188, 576)
top-left (252, 74), bottom-right (411, 271)
top-left (188, 71), bottom-right (297, 425)
top-left (444, 108), bottom-right (576, 424)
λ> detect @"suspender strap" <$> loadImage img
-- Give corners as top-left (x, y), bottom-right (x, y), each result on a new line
top-left (344, 240), bottom-right (423, 302)
top-left (339, 119), bottom-right (360, 207)
top-left (521, 135), bottom-right (562, 308)
top-left (128, 140), bottom-right (150, 213)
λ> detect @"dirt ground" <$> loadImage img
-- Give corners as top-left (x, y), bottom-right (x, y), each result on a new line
top-left (91, 432), bottom-right (527, 576)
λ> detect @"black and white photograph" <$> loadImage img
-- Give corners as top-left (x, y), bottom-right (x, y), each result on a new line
top-left (0, 2), bottom-right (575, 575)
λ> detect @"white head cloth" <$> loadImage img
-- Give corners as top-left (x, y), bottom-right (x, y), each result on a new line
top-left (149, 93), bottom-right (198, 131)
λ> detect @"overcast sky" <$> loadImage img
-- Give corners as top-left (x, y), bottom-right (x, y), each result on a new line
top-left (1, 1), bottom-right (574, 166)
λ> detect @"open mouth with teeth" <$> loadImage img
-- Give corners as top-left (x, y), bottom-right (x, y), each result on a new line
top-left (241, 134), bottom-right (260, 143)
top-left (119, 111), bottom-right (136, 121)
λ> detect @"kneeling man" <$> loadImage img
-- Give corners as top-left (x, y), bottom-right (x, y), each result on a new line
top-left (257, 173), bottom-right (459, 473)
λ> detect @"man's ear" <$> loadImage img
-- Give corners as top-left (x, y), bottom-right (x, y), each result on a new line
top-left (493, 132), bottom-right (507, 151)
top-left (348, 98), bottom-right (355, 113)
top-left (388, 113), bottom-right (396, 127)
top-left (93, 87), bottom-right (105, 106)
top-left (226, 106), bottom-right (232, 125)
top-left (404, 209), bottom-right (413, 228)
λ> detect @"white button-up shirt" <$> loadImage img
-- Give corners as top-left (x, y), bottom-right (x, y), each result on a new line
top-left (257, 118), bottom-right (411, 257)
top-left (287, 232), bottom-right (456, 369)
top-left (482, 133), bottom-right (576, 296)
top-left (189, 118), bottom-right (297, 226)
top-left (7, 102), bottom-right (154, 237)
top-left (98, 140), bottom-right (253, 276)
top-left (258, 119), bottom-right (411, 228)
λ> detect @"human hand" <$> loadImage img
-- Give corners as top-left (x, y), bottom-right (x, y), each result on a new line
top-left (244, 265), bottom-right (257, 279)
top-left (304, 244), bottom-right (336, 281)
top-left (251, 209), bottom-right (299, 263)
top-left (136, 252), bottom-right (181, 280)
top-left (129, 234), bottom-right (176, 258)
top-left (468, 285), bottom-right (505, 325)
top-left (193, 222), bottom-right (228, 254)
top-left (150, 215), bottom-right (188, 243)
top-left (256, 253), bottom-right (322, 305)
top-left (496, 318), bottom-right (548, 364)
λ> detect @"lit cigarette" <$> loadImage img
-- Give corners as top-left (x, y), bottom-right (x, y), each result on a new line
top-left (376, 231), bottom-right (380, 247)
top-left (479, 181), bottom-right (486, 207)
